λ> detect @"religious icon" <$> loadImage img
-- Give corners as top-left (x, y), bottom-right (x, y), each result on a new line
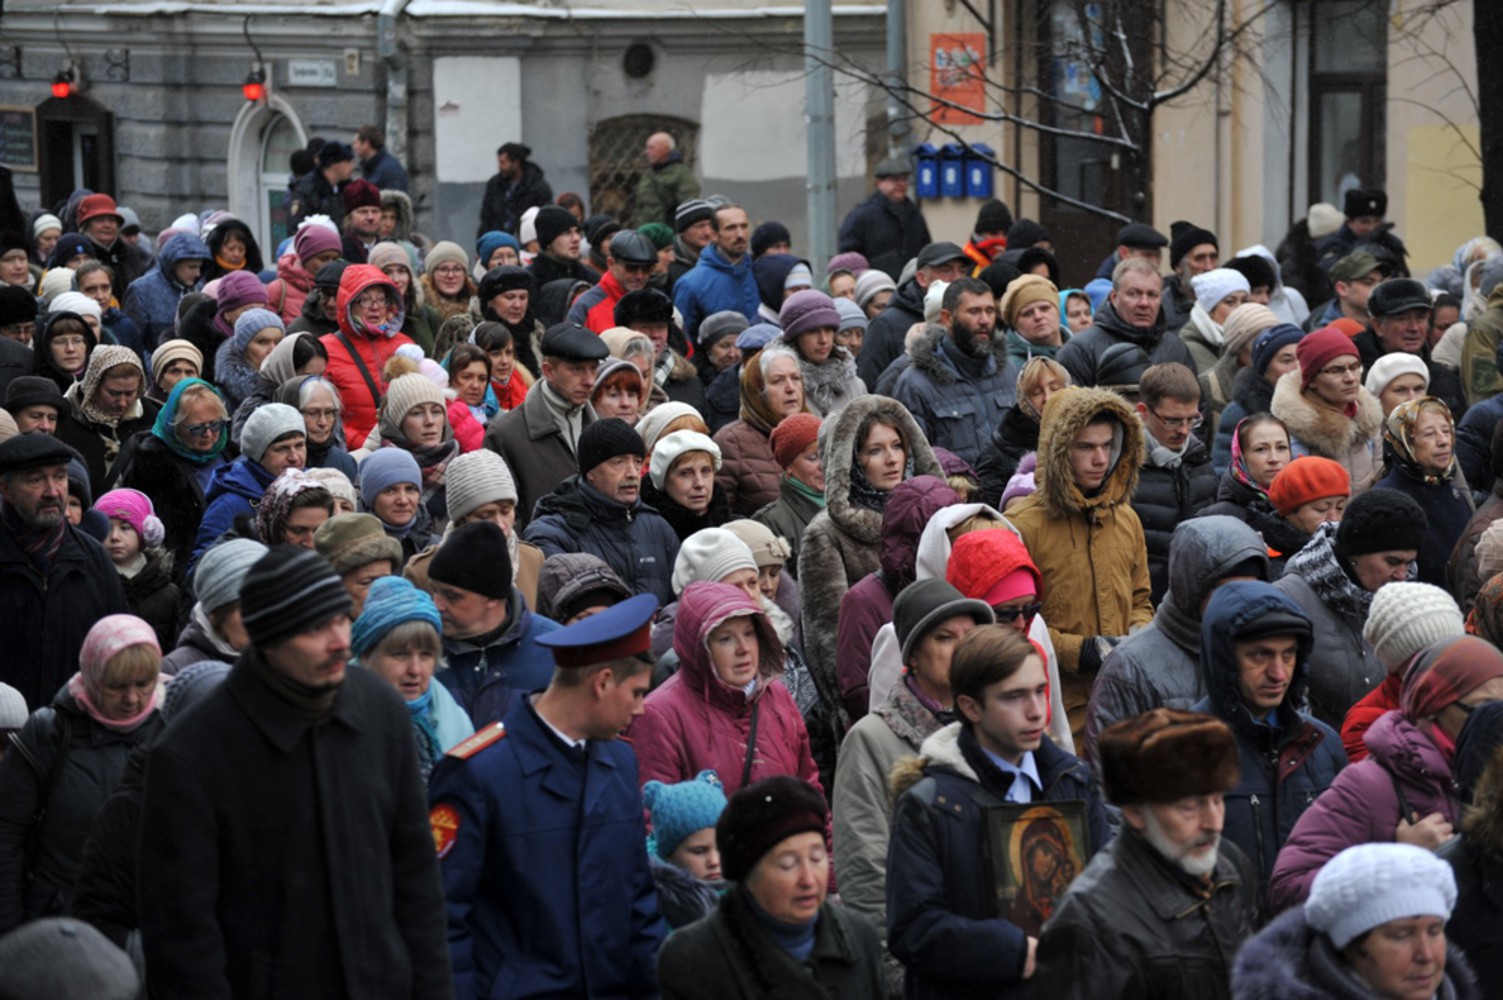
top-left (982, 801), bottom-right (1092, 936)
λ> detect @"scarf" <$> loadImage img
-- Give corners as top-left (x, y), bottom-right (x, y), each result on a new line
top-left (1186, 302), bottom-right (1225, 349)
top-left (407, 687), bottom-right (443, 782)
top-left (800, 348), bottom-right (859, 416)
top-left (379, 435), bottom-right (459, 496)
top-left (254, 648), bottom-right (339, 720)
top-left (2, 500), bottom-right (65, 578)
top-left (1384, 396), bottom-right (1468, 488)
top-left (785, 474), bottom-right (826, 508)
top-left (214, 253), bottom-right (246, 273)
top-left (191, 602), bottom-right (243, 658)
top-left (540, 380), bottom-right (585, 452)
top-left (847, 454), bottom-right (913, 514)
top-left (152, 377), bottom-right (230, 464)
top-left (1285, 523), bottom-right (1375, 625)
top-left (68, 671), bottom-right (159, 733)
top-left (1145, 427), bottom-right (1190, 471)
top-left (1228, 416), bottom-right (1270, 499)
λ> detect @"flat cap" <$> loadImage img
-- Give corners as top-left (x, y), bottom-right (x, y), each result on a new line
top-left (916, 242), bottom-right (969, 269)
top-left (1367, 278), bottom-right (1432, 318)
top-left (0, 433), bottom-right (79, 475)
top-left (1117, 222), bottom-right (1167, 248)
top-left (539, 322), bottom-right (609, 362)
top-left (607, 230), bottom-right (657, 266)
top-left (874, 157), bottom-right (911, 178)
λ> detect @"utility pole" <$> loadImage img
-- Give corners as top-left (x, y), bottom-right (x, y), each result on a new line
top-left (805, 0), bottom-right (837, 269)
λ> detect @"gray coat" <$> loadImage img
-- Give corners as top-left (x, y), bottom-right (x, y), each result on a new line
top-left (892, 329), bottom-right (1018, 466)
top-left (1054, 297), bottom-right (1198, 387)
top-left (1085, 516), bottom-right (1271, 770)
top-left (484, 380), bottom-right (596, 529)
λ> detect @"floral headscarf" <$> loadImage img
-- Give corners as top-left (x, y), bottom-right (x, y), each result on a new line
top-left (1384, 396), bottom-right (1460, 485)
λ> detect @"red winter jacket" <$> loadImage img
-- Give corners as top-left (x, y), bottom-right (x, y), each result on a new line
top-left (625, 581), bottom-right (821, 798)
top-left (583, 272), bottom-right (627, 334)
top-left (1340, 671), bottom-right (1403, 762)
top-left (319, 264), bottom-right (415, 448)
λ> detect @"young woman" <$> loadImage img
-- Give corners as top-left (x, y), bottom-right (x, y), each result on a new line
top-left (33, 310), bottom-right (96, 393)
top-left (368, 242), bottom-right (440, 355)
top-left (778, 290), bottom-right (864, 417)
top-left (418, 241), bottom-right (477, 324)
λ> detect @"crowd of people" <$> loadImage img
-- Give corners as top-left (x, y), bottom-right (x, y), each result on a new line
top-left (1, 128), bottom-right (1502, 1000)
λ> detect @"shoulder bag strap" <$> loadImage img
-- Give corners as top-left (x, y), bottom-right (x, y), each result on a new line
top-left (1390, 765), bottom-right (1416, 825)
top-left (740, 698), bottom-right (761, 788)
top-left (336, 330), bottom-right (383, 413)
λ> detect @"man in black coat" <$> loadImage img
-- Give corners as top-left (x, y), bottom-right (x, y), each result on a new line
top-left (1056, 258), bottom-right (1198, 387)
top-left (838, 157), bottom-right (932, 282)
top-left (287, 142), bottom-right (356, 229)
top-left (478, 142), bottom-right (554, 238)
top-left (1352, 277), bottom-right (1467, 420)
top-left (857, 241), bottom-right (973, 387)
top-left (0, 434), bottom-right (126, 709)
top-left (138, 547), bottom-right (453, 999)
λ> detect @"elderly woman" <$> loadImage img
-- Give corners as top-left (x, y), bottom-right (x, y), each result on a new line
top-left (277, 374), bottom-right (358, 480)
top-left (1276, 487), bottom-right (1428, 729)
top-left (351, 576), bottom-right (473, 784)
top-left (0, 615), bottom-right (163, 930)
top-left (630, 581), bottom-right (821, 797)
top-left (1272, 326), bottom-right (1385, 494)
top-left (713, 343), bottom-right (811, 517)
top-left (1376, 396), bottom-right (1476, 587)
top-left (230, 330), bottom-right (327, 445)
top-left (778, 290), bottom-right (864, 417)
top-left (642, 430), bottom-right (732, 542)
top-left (975, 356), bottom-right (1069, 504)
top-left (601, 326), bottom-right (671, 414)
top-left (1181, 267), bottom-right (1252, 373)
top-left (753, 412), bottom-right (824, 572)
top-left (358, 447), bottom-right (432, 569)
top-left (56, 345), bottom-right (160, 493)
top-left (657, 776), bottom-right (884, 998)
top-left (1237, 844), bottom-right (1475, 1000)
top-left (162, 538), bottom-right (266, 673)
top-left (999, 274), bottom-right (1067, 365)
top-left (1213, 321), bottom-right (1303, 470)
top-left (1367, 352), bottom-right (1431, 418)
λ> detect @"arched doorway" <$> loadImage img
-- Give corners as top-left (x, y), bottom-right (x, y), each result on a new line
top-left (227, 96), bottom-right (307, 255)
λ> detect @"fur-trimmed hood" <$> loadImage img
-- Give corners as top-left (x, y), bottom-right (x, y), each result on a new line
top-left (819, 394), bottom-right (942, 545)
top-left (907, 325), bottom-right (999, 386)
top-left (1271, 369), bottom-right (1384, 458)
top-left (1032, 386), bottom-right (1144, 518)
top-left (888, 721), bottom-right (973, 802)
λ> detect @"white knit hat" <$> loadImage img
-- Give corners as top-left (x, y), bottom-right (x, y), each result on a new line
top-left (636, 403), bottom-right (703, 453)
top-left (49, 290), bottom-right (102, 321)
top-left (0, 681), bottom-right (27, 731)
top-left (671, 527), bottom-right (757, 595)
top-left (924, 280), bottom-right (949, 323)
top-left (519, 206), bottom-right (541, 247)
top-left (1305, 843), bottom-right (1456, 949)
top-left (1362, 582), bottom-right (1466, 670)
top-left (1190, 268), bottom-right (1251, 314)
top-left (304, 467), bottom-right (356, 510)
top-left (380, 373), bottom-right (447, 439)
top-left (649, 430), bottom-right (722, 491)
top-left (1363, 352), bottom-right (1430, 398)
top-left (446, 449), bottom-right (518, 522)
top-left (1307, 202), bottom-right (1344, 240)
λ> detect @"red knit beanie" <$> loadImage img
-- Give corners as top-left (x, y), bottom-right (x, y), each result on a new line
top-left (770, 413), bottom-right (822, 469)
top-left (1297, 327), bottom-right (1362, 391)
top-left (946, 530), bottom-right (1041, 604)
top-left (1267, 456), bottom-right (1352, 516)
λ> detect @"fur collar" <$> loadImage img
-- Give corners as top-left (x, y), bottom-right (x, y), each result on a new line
top-left (907, 325), bottom-right (995, 386)
top-left (1462, 743), bottom-right (1503, 854)
top-left (1271, 370), bottom-right (1383, 458)
top-left (888, 721), bottom-right (972, 802)
top-left (1032, 387), bottom-right (1144, 519)
top-left (822, 395), bottom-right (942, 543)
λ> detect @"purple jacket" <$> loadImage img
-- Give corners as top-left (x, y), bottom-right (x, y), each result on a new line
top-left (1268, 709), bottom-right (1459, 913)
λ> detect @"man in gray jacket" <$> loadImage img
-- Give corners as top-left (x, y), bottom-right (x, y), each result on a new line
top-left (1083, 516), bottom-right (1268, 771)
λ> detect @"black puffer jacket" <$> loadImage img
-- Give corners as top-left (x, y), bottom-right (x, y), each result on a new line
top-left (113, 431), bottom-right (218, 589)
top-left (837, 190), bottom-right (931, 282)
top-left (1197, 471), bottom-right (1311, 577)
top-left (856, 276), bottom-right (925, 387)
top-left (119, 554), bottom-right (181, 653)
top-left (0, 686), bottom-right (161, 932)
top-left (1131, 433), bottom-right (1219, 604)
top-left (72, 735), bottom-right (153, 948)
top-left (973, 405), bottom-right (1040, 505)
top-left (1054, 298), bottom-right (1198, 387)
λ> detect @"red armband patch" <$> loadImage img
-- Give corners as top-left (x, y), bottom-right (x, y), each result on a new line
top-left (430, 803), bottom-right (461, 859)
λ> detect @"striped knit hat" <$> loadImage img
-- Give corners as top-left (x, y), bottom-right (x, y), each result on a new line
top-left (240, 546), bottom-right (352, 651)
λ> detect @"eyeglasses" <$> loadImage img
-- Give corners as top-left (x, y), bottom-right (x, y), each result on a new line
top-left (1318, 361), bottom-right (1363, 379)
top-left (51, 336), bottom-right (87, 349)
top-left (619, 262), bottom-right (654, 274)
top-left (992, 602), bottom-right (1043, 623)
top-left (432, 265), bottom-right (466, 277)
top-left (1148, 405), bottom-right (1204, 430)
top-left (182, 418), bottom-right (227, 437)
top-left (302, 408), bottom-right (339, 422)
top-left (2, 322), bottom-right (36, 337)
top-left (351, 294), bottom-right (391, 311)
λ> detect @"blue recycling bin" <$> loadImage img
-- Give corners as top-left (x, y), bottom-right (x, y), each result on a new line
top-left (913, 143), bottom-right (939, 199)
top-left (965, 143), bottom-right (996, 198)
top-left (940, 144), bottom-right (966, 198)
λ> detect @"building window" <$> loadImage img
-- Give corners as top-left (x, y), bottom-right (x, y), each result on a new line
top-left (1308, 0), bottom-right (1386, 207)
top-left (587, 114), bottom-right (698, 224)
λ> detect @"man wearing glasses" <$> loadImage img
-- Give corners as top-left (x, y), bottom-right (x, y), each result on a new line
top-left (567, 229), bottom-right (658, 334)
top-left (1130, 363), bottom-right (1218, 604)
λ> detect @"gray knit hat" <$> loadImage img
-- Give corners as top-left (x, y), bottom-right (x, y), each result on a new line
top-left (161, 661), bottom-right (232, 723)
top-left (0, 918), bottom-right (138, 1000)
top-left (698, 310), bottom-right (749, 349)
top-left (445, 449), bottom-right (518, 522)
top-left (241, 402), bottom-right (305, 465)
top-left (193, 538), bottom-right (270, 614)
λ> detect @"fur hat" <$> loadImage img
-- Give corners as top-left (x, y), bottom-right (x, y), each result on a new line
top-left (1335, 487), bottom-right (1428, 559)
top-left (1363, 582), bottom-right (1465, 671)
top-left (341, 179), bottom-right (381, 213)
top-left (1097, 708), bottom-right (1240, 805)
top-left (716, 776), bottom-right (828, 883)
top-left (314, 513), bottom-right (403, 576)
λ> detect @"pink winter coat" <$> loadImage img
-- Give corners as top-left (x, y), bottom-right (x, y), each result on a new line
top-left (1267, 709), bottom-right (1459, 913)
top-left (626, 581), bottom-right (822, 798)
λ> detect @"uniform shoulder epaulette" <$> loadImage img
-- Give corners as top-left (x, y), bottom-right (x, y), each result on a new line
top-left (446, 722), bottom-right (506, 759)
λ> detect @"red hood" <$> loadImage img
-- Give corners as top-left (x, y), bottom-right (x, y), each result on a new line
top-left (336, 263), bottom-right (405, 339)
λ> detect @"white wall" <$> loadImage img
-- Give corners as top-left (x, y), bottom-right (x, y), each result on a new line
top-left (432, 56), bottom-right (522, 184)
top-left (698, 69), bottom-right (869, 182)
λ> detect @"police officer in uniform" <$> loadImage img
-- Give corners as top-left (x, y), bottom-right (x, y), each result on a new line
top-left (429, 593), bottom-right (667, 999)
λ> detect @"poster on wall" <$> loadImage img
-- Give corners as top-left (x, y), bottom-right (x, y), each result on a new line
top-left (930, 33), bottom-right (988, 125)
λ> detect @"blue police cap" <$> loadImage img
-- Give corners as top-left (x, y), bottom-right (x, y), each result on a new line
top-left (535, 592), bottom-right (659, 668)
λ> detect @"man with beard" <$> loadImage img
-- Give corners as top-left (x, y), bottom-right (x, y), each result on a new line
top-left (892, 276), bottom-right (1018, 465)
top-left (138, 546), bottom-right (452, 998)
top-left (1056, 257), bottom-right (1198, 387)
top-left (0, 434), bottom-right (125, 708)
top-left (1162, 220), bottom-right (1220, 334)
top-left (1034, 708), bottom-right (1256, 999)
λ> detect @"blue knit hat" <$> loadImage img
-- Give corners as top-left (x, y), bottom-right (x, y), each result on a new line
top-left (1251, 323), bottom-right (1305, 377)
top-left (351, 576), bottom-right (441, 659)
top-left (231, 307), bottom-right (286, 355)
top-left (643, 769), bottom-right (728, 859)
top-left (359, 448), bottom-right (422, 509)
top-left (476, 230), bottom-right (521, 266)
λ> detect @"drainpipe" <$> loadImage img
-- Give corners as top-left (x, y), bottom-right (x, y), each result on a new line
top-left (378, 0), bottom-right (411, 166)
top-left (886, 0), bottom-right (907, 156)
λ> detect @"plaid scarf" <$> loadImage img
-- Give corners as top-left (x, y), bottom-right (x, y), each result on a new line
top-left (2, 501), bottom-right (66, 579)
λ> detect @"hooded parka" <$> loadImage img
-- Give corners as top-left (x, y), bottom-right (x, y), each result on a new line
top-left (317, 264), bottom-right (415, 448)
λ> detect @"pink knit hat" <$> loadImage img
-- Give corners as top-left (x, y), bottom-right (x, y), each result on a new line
top-left (293, 221), bottom-right (343, 263)
top-left (214, 270), bottom-right (270, 314)
top-left (93, 489), bottom-right (165, 548)
top-left (79, 614), bottom-right (161, 680)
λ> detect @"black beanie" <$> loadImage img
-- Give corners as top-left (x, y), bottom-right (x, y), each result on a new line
top-left (1224, 254), bottom-right (1277, 292)
top-left (240, 546), bottom-right (353, 652)
top-left (751, 221), bottom-right (792, 259)
top-left (974, 198), bottom-right (1013, 237)
top-left (534, 206), bottom-right (577, 251)
top-left (1170, 220), bottom-right (1218, 269)
top-left (614, 288), bottom-right (674, 327)
top-left (1334, 487), bottom-right (1428, 559)
top-left (977, 259), bottom-right (1022, 298)
top-left (577, 417), bottom-right (645, 476)
top-left (716, 776), bottom-right (828, 883)
top-left (1005, 218), bottom-right (1051, 250)
top-left (0, 284), bottom-right (38, 327)
top-left (429, 521), bottom-right (512, 600)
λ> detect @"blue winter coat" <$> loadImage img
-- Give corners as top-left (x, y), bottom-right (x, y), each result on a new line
top-left (523, 475), bottom-right (680, 606)
top-left (122, 233), bottom-right (210, 352)
top-left (360, 148), bottom-right (409, 193)
top-left (891, 331), bottom-right (1018, 466)
top-left (187, 457), bottom-right (275, 580)
top-left (1457, 393), bottom-right (1503, 493)
top-left (671, 244), bottom-right (760, 345)
top-left (886, 722), bottom-right (1109, 1000)
top-left (437, 588), bottom-right (561, 727)
top-left (1195, 581), bottom-right (1347, 904)
top-left (428, 695), bottom-right (667, 1000)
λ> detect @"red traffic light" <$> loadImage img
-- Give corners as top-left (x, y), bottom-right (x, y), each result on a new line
top-left (242, 68), bottom-right (266, 102)
top-left (51, 71), bottom-right (73, 99)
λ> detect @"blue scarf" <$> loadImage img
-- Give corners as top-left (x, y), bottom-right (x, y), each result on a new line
top-left (407, 687), bottom-right (443, 781)
top-left (151, 377), bottom-right (229, 464)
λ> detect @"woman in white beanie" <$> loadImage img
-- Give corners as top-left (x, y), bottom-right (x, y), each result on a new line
top-left (1235, 842), bottom-right (1475, 1000)
top-left (1181, 267), bottom-right (1252, 374)
top-left (1366, 353), bottom-right (1431, 418)
top-left (641, 429), bottom-right (732, 542)
top-left (356, 355), bottom-right (462, 532)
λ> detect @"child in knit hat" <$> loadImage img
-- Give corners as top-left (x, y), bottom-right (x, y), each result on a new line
top-left (642, 770), bottom-right (727, 928)
top-left (94, 488), bottom-right (181, 652)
